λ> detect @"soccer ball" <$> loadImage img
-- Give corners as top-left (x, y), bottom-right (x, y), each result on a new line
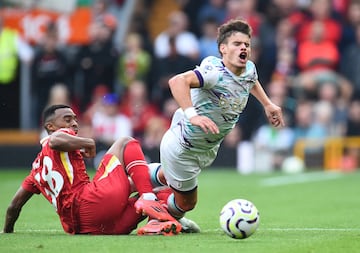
top-left (281, 156), bottom-right (305, 174)
top-left (219, 198), bottom-right (260, 239)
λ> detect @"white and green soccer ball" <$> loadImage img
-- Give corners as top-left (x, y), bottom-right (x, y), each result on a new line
top-left (219, 198), bottom-right (260, 239)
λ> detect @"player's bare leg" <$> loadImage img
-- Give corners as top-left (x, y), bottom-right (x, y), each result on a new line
top-left (148, 163), bottom-right (200, 233)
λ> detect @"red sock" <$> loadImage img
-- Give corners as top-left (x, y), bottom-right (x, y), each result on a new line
top-left (123, 139), bottom-right (153, 195)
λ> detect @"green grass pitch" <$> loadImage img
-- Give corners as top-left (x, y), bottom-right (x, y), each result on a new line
top-left (1, 168), bottom-right (359, 253)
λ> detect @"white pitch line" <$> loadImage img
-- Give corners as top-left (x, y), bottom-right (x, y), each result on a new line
top-left (202, 228), bottom-right (360, 233)
top-left (260, 172), bottom-right (342, 187)
top-left (17, 229), bottom-right (63, 233)
top-left (260, 228), bottom-right (360, 231)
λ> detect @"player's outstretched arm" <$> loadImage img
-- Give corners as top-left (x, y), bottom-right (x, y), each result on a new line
top-left (3, 186), bottom-right (33, 233)
top-left (250, 80), bottom-right (285, 128)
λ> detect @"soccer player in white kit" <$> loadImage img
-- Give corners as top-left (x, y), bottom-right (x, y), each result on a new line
top-left (150, 19), bottom-right (285, 226)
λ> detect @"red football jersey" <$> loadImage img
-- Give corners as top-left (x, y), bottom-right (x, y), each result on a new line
top-left (22, 128), bottom-right (90, 233)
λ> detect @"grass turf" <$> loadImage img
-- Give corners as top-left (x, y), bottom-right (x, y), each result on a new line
top-left (0, 168), bottom-right (359, 253)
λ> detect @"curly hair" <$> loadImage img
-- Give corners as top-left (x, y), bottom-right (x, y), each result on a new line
top-left (217, 19), bottom-right (252, 56)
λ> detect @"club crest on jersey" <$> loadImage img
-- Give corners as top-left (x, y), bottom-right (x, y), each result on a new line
top-left (205, 65), bottom-right (213, 71)
top-left (219, 93), bottom-right (247, 112)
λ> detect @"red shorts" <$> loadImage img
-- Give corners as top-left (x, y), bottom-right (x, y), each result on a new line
top-left (74, 154), bottom-right (143, 234)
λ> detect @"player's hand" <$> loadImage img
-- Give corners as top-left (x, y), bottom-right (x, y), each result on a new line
top-left (264, 103), bottom-right (285, 128)
top-left (80, 143), bottom-right (96, 158)
top-left (189, 115), bottom-right (220, 134)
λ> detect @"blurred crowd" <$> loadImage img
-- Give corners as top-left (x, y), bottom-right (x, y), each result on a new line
top-left (1, 0), bottom-right (360, 169)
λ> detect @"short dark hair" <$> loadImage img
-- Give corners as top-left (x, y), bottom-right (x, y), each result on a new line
top-left (217, 19), bottom-right (252, 55)
top-left (42, 104), bottom-right (71, 126)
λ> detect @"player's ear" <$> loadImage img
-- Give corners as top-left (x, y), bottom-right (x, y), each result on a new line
top-left (219, 43), bottom-right (226, 55)
top-left (45, 122), bottom-right (55, 133)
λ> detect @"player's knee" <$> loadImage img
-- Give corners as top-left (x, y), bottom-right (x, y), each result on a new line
top-left (107, 136), bottom-right (135, 158)
top-left (115, 136), bottom-right (135, 148)
top-left (177, 198), bottom-right (197, 212)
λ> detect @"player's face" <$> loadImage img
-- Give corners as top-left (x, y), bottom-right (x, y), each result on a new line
top-left (50, 108), bottom-right (79, 134)
top-left (220, 32), bottom-right (251, 75)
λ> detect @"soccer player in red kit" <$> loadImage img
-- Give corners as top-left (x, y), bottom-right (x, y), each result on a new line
top-left (3, 104), bottom-right (181, 235)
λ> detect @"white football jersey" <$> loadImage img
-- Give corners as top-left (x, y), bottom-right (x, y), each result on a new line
top-left (171, 56), bottom-right (258, 151)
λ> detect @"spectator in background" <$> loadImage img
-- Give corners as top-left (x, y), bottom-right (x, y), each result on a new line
top-left (339, 0), bottom-right (360, 52)
top-left (45, 83), bottom-right (80, 117)
top-left (248, 37), bottom-right (262, 67)
top-left (31, 21), bottom-right (69, 124)
top-left (345, 93), bottom-right (360, 137)
top-left (119, 80), bottom-right (160, 141)
top-left (273, 18), bottom-right (297, 78)
top-left (198, 17), bottom-right (221, 59)
top-left (295, 0), bottom-right (342, 45)
top-left (82, 84), bottom-right (109, 125)
top-left (274, 46), bottom-right (296, 79)
top-left (292, 67), bottom-right (352, 102)
top-left (92, 0), bottom-right (117, 26)
top-left (257, 1), bottom-right (300, 85)
top-left (142, 116), bottom-right (168, 150)
top-left (292, 100), bottom-right (316, 142)
top-left (252, 115), bottom-right (295, 171)
top-left (143, 97), bottom-right (179, 150)
top-left (125, 0), bottom-right (154, 54)
top-left (342, 94), bottom-right (360, 170)
top-left (175, 0), bottom-right (207, 36)
top-left (224, 0), bottom-right (263, 37)
top-left (161, 98), bottom-right (179, 127)
top-left (266, 77), bottom-right (297, 127)
top-left (316, 80), bottom-right (349, 135)
top-left (258, 1), bottom-right (295, 71)
top-left (296, 21), bottom-right (340, 72)
top-left (333, 0), bottom-right (350, 17)
top-left (0, 16), bottom-right (33, 128)
top-left (80, 84), bottom-right (109, 141)
top-left (197, 0), bottom-right (227, 30)
top-left (340, 23), bottom-right (360, 95)
top-left (74, 19), bottom-right (118, 111)
top-left (291, 99), bottom-right (326, 166)
top-left (116, 32), bottom-right (151, 96)
top-left (101, 13), bottom-right (118, 45)
top-left (292, 100), bottom-right (339, 157)
top-left (311, 100), bottom-right (339, 138)
top-left (292, 16), bottom-right (352, 101)
top-left (91, 93), bottom-right (132, 163)
top-left (154, 10), bottom-right (200, 61)
top-left (151, 36), bottom-right (196, 107)
top-left (39, 83), bottom-right (81, 139)
top-left (252, 78), bottom-right (296, 171)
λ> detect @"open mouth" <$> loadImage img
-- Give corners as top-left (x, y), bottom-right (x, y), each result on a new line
top-left (239, 52), bottom-right (247, 60)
